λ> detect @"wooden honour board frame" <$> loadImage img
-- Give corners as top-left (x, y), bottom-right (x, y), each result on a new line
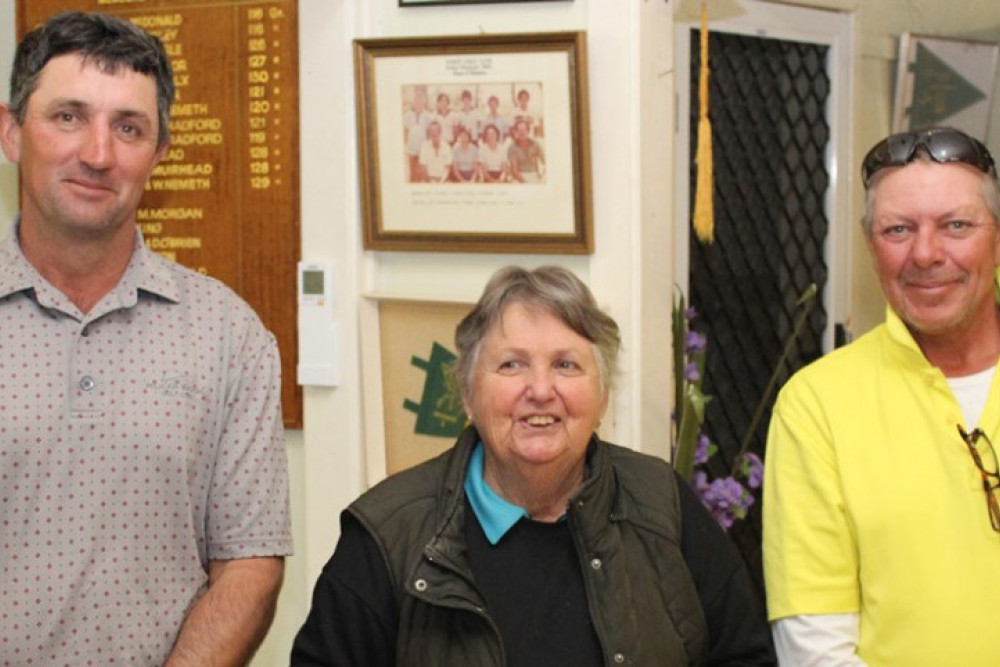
top-left (17, 0), bottom-right (303, 427)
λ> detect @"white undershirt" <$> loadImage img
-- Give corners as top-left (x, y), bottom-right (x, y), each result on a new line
top-left (773, 615), bottom-right (866, 666)
top-left (947, 365), bottom-right (996, 428)
top-left (773, 366), bottom-right (995, 666)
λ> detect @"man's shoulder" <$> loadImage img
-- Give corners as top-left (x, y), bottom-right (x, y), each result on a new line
top-left (144, 249), bottom-right (255, 310)
top-left (789, 324), bottom-right (887, 383)
top-left (775, 324), bottom-right (893, 418)
top-left (140, 249), bottom-right (272, 339)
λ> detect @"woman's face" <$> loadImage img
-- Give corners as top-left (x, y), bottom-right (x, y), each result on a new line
top-left (484, 127), bottom-right (499, 146)
top-left (465, 302), bottom-right (607, 476)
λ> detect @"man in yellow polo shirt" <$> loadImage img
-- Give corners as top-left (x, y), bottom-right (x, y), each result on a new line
top-left (764, 126), bottom-right (1000, 666)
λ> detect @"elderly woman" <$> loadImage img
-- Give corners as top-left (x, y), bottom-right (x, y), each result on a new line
top-left (291, 266), bottom-right (774, 666)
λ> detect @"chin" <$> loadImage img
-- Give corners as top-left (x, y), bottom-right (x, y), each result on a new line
top-left (510, 439), bottom-right (571, 464)
top-left (904, 312), bottom-right (967, 337)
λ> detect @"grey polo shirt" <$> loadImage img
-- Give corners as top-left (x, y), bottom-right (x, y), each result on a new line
top-left (0, 226), bottom-right (292, 665)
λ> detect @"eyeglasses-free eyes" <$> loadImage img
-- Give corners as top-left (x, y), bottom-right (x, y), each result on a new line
top-left (862, 127), bottom-right (997, 187)
top-left (956, 425), bottom-right (1000, 533)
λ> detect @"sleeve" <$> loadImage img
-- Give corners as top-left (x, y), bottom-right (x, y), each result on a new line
top-left (290, 513), bottom-right (399, 667)
top-left (772, 614), bottom-right (868, 666)
top-left (206, 314), bottom-right (292, 560)
top-left (676, 472), bottom-right (776, 667)
top-left (762, 380), bottom-right (859, 620)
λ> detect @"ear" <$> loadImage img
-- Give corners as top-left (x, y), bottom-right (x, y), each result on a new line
top-left (0, 103), bottom-right (23, 164)
top-left (152, 139), bottom-right (169, 167)
top-left (993, 223), bottom-right (1000, 267)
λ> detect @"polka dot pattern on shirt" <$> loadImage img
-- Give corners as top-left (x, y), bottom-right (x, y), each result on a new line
top-left (0, 233), bottom-right (292, 665)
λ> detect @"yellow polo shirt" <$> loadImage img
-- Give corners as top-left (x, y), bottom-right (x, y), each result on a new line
top-left (764, 308), bottom-right (1000, 666)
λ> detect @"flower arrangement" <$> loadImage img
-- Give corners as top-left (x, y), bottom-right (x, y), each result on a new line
top-left (671, 285), bottom-right (816, 529)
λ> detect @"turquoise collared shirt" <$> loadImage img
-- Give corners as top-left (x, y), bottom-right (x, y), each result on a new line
top-left (464, 442), bottom-right (530, 545)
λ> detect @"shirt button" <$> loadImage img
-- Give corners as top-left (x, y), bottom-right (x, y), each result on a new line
top-left (414, 578), bottom-right (428, 592)
top-left (80, 376), bottom-right (96, 392)
top-left (590, 558), bottom-right (602, 570)
top-left (613, 653), bottom-right (626, 664)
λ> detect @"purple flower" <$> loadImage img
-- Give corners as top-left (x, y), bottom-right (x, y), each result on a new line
top-left (684, 330), bottom-right (707, 355)
top-left (694, 433), bottom-right (711, 466)
top-left (684, 306), bottom-right (699, 322)
top-left (684, 361), bottom-right (700, 382)
top-left (740, 452), bottom-right (764, 489)
top-left (692, 470), bottom-right (710, 494)
top-left (696, 476), bottom-right (753, 530)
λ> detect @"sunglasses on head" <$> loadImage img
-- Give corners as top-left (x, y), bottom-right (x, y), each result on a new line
top-left (861, 127), bottom-right (997, 186)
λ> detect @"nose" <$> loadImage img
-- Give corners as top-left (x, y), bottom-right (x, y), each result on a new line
top-left (525, 367), bottom-right (556, 401)
top-left (910, 226), bottom-right (945, 267)
top-left (78, 123), bottom-right (115, 170)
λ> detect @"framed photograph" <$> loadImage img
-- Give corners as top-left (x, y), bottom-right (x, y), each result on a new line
top-left (892, 33), bottom-right (1000, 137)
top-left (400, 0), bottom-right (569, 8)
top-left (353, 32), bottom-right (593, 253)
top-left (360, 296), bottom-right (474, 485)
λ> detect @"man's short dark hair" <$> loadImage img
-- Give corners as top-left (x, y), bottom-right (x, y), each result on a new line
top-left (10, 11), bottom-right (174, 147)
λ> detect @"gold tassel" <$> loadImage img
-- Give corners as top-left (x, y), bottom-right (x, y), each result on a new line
top-left (693, 0), bottom-right (714, 244)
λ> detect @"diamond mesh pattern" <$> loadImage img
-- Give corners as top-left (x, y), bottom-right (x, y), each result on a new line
top-left (687, 29), bottom-right (831, 592)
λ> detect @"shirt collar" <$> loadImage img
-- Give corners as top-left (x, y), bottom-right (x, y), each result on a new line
top-left (464, 441), bottom-right (529, 545)
top-left (0, 221), bottom-right (181, 312)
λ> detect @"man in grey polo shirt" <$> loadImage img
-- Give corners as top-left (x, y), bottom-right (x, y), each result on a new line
top-left (0, 11), bottom-right (292, 665)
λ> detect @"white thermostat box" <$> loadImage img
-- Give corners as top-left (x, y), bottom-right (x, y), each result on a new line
top-left (297, 261), bottom-right (339, 387)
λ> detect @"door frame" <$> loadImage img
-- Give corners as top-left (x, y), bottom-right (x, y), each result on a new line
top-left (673, 0), bottom-right (856, 349)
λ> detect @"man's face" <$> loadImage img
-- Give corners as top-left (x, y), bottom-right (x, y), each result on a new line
top-left (427, 122), bottom-right (441, 144)
top-left (0, 54), bottom-right (165, 241)
top-left (514, 122), bottom-right (529, 143)
top-left (867, 160), bottom-right (1000, 342)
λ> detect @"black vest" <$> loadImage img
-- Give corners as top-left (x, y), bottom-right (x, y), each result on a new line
top-left (349, 427), bottom-right (709, 666)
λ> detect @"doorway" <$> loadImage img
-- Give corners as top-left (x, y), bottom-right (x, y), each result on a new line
top-left (674, 0), bottom-right (855, 594)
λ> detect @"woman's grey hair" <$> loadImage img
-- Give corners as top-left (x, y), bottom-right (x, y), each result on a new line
top-left (9, 11), bottom-right (175, 148)
top-left (455, 265), bottom-right (621, 401)
top-left (861, 152), bottom-right (1000, 235)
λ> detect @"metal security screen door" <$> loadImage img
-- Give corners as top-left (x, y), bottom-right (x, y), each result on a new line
top-left (674, 1), bottom-right (853, 590)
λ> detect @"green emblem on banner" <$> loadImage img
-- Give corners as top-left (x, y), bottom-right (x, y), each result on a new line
top-left (909, 42), bottom-right (986, 127)
top-left (404, 342), bottom-right (468, 438)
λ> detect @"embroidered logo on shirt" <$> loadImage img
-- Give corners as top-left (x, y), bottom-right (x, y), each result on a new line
top-left (147, 372), bottom-right (209, 400)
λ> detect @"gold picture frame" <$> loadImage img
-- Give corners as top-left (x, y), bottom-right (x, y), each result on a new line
top-left (353, 32), bottom-right (593, 253)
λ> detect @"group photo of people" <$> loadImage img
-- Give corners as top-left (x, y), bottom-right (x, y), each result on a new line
top-left (402, 82), bottom-right (546, 184)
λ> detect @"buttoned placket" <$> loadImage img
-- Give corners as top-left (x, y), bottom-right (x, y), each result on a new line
top-left (69, 317), bottom-right (105, 419)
